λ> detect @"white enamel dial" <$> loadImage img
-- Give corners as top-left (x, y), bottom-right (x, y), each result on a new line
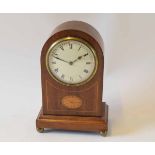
top-left (46, 37), bottom-right (97, 85)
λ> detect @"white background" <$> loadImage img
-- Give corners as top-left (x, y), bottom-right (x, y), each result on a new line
top-left (0, 14), bottom-right (155, 141)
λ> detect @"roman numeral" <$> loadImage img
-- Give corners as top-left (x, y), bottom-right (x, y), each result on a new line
top-left (54, 68), bottom-right (58, 73)
top-left (61, 74), bottom-right (65, 79)
top-left (60, 45), bottom-right (64, 51)
top-left (52, 49), bottom-right (57, 53)
top-left (86, 62), bottom-right (91, 64)
top-left (84, 69), bottom-right (88, 73)
top-left (69, 43), bottom-right (72, 49)
top-left (51, 52), bottom-right (58, 57)
top-left (70, 76), bottom-right (73, 81)
top-left (79, 75), bottom-right (82, 79)
top-left (52, 61), bottom-right (56, 64)
top-left (78, 45), bottom-right (81, 51)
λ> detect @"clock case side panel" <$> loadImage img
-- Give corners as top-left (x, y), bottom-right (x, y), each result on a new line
top-left (41, 28), bottom-right (104, 117)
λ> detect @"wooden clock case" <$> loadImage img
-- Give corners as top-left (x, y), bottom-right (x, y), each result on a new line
top-left (36, 21), bottom-right (108, 135)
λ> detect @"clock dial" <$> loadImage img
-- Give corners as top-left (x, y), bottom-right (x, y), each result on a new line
top-left (46, 37), bottom-right (98, 85)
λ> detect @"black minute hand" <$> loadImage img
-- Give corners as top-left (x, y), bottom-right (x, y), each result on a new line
top-left (53, 56), bottom-right (70, 64)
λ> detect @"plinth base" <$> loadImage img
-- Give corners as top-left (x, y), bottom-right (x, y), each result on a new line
top-left (36, 103), bottom-right (108, 136)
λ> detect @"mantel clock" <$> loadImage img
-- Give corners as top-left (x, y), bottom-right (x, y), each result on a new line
top-left (36, 21), bottom-right (108, 136)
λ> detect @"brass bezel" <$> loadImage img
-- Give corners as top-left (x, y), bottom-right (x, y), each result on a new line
top-left (46, 37), bottom-right (98, 86)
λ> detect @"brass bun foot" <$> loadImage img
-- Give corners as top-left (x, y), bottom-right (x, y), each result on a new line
top-left (37, 128), bottom-right (44, 133)
top-left (100, 130), bottom-right (107, 137)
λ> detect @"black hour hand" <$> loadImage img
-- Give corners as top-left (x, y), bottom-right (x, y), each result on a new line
top-left (72, 53), bottom-right (88, 64)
